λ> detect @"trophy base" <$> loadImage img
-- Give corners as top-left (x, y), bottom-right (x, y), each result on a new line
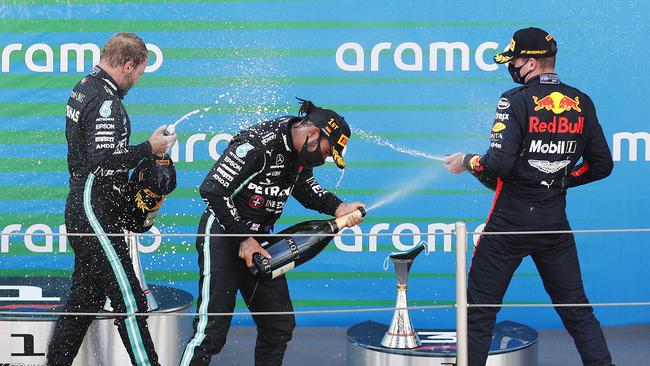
top-left (0, 276), bottom-right (193, 366)
top-left (347, 320), bottom-right (538, 366)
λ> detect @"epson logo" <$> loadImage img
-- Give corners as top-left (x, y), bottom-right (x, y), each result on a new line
top-left (613, 132), bottom-right (650, 161)
top-left (1, 42), bottom-right (163, 73)
top-left (336, 41), bottom-right (500, 72)
top-left (529, 140), bottom-right (577, 154)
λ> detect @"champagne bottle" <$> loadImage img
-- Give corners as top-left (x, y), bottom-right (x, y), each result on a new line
top-left (249, 207), bottom-right (366, 280)
top-left (162, 124), bottom-right (175, 136)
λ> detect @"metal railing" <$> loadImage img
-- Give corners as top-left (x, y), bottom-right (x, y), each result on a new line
top-left (2, 226), bottom-right (650, 366)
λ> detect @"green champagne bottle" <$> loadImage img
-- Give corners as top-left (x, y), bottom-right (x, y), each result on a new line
top-left (250, 207), bottom-right (366, 280)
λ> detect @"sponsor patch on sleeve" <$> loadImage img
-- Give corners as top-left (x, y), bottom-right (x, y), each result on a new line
top-left (99, 100), bottom-right (113, 118)
top-left (492, 122), bottom-right (507, 132)
top-left (235, 142), bottom-right (254, 158)
top-left (497, 98), bottom-right (510, 110)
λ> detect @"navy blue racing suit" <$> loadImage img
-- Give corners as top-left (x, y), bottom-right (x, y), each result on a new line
top-left (463, 73), bottom-right (614, 366)
top-left (180, 117), bottom-right (342, 366)
top-left (48, 66), bottom-right (159, 366)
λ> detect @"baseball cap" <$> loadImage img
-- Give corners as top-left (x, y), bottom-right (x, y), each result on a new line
top-left (494, 27), bottom-right (557, 64)
top-left (297, 98), bottom-right (351, 169)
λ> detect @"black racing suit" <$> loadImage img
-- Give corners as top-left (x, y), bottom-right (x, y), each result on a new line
top-left (48, 66), bottom-right (159, 366)
top-left (180, 117), bottom-right (342, 366)
top-left (464, 73), bottom-right (614, 366)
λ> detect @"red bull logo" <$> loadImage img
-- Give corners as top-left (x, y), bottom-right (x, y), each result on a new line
top-left (529, 116), bottom-right (584, 134)
top-left (532, 92), bottom-right (581, 114)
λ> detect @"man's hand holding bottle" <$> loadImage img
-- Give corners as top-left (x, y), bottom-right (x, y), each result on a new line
top-left (335, 201), bottom-right (366, 228)
top-left (149, 125), bottom-right (177, 155)
top-left (240, 237), bottom-right (270, 268)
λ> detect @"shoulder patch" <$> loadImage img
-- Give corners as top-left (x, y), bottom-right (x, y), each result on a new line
top-left (236, 143), bottom-right (254, 158)
top-left (99, 100), bottom-right (113, 118)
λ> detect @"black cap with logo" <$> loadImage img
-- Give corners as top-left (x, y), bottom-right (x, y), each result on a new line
top-left (297, 98), bottom-right (351, 169)
top-left (494, 27), bottom-right (557, 64)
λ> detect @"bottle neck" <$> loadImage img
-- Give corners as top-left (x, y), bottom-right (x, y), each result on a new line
top-left (332, 208), bottom-right (365, 232)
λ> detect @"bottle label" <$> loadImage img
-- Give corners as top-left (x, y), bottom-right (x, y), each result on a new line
top-left (271, 261), bottom-right (295, 279)
top-left (286, 237), bottom-right (300, 260)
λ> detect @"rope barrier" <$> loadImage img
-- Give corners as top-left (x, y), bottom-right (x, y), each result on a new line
top-left (2, 301), bottom-right (650, 318)
top-left (3, 224), bottom-right (648, 349)
top-left (5, 227), bottom-right (650, 237)
top-left (470, 302), bottom-right (650, 308)
top-left (0, 304), bottom-right (455, 318)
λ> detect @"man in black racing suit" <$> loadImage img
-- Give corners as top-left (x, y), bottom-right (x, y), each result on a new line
top-left (444, 28), bottom-right (615, 366)
top-left (180, 99), bottom-right (365, 366)
top-left (47, 33), bottom-right (176, 366)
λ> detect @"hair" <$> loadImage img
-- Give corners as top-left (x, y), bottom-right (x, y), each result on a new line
top-left (292, 117), bottom-right (314, 129)
top-left (100, 33), bottom-right (148, 68)
top-left (536, 55), bottom-right (556, 69)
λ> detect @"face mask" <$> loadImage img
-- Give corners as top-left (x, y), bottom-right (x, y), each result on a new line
top-left (507, 59), bottom-right (532, 85)
top-left (297, 135), bottom-right (326, 169)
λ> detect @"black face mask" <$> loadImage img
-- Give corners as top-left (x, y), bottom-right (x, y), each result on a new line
top-left (507, 59), bottom-right (532, 85)
top-left (297, 135), bottom-right (326, 169)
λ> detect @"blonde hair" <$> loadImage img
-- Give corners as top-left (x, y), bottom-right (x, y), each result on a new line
top-left (537, 56), bottom-right (556, 69)
top-left (100, 33), bottom-right (148, 68)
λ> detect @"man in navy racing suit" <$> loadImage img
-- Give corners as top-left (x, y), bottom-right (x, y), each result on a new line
top-left (180, 99), bottom-right (365, 366)
top-left (47, 33), bottom-right (176, 366)
top-left (444, 28), bottom-right (614, 366)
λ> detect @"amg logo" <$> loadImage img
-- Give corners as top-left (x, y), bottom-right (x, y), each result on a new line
top-left (529, 140), bottom-right (577, 154)
top-left (211, 173), bottom-right (231, 188)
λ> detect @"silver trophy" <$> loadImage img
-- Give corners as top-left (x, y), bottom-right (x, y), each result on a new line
top-left (381, 242), bottom-right (426, 349)
top-left (104, 230), bottom-right (158, 312)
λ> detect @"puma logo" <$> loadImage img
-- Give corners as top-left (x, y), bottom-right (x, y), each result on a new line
top-left (540, 180), bottom-right (554, 188)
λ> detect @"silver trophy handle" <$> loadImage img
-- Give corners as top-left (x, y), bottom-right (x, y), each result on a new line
top-left (103, 230), bottom-right (158, 312)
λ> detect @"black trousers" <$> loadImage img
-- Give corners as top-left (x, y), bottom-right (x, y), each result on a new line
top-left (180, 210), bottom-right (295, 366)
top-left (47, 175), bottom-right (159, 366)
top-left (467, 221), bottom-right (613, 366)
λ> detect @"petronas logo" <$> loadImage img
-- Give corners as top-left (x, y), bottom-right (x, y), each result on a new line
top-left (99, 100), bottom-right (113, 118)
top-left (236, 143), bottom-right (254, 158)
